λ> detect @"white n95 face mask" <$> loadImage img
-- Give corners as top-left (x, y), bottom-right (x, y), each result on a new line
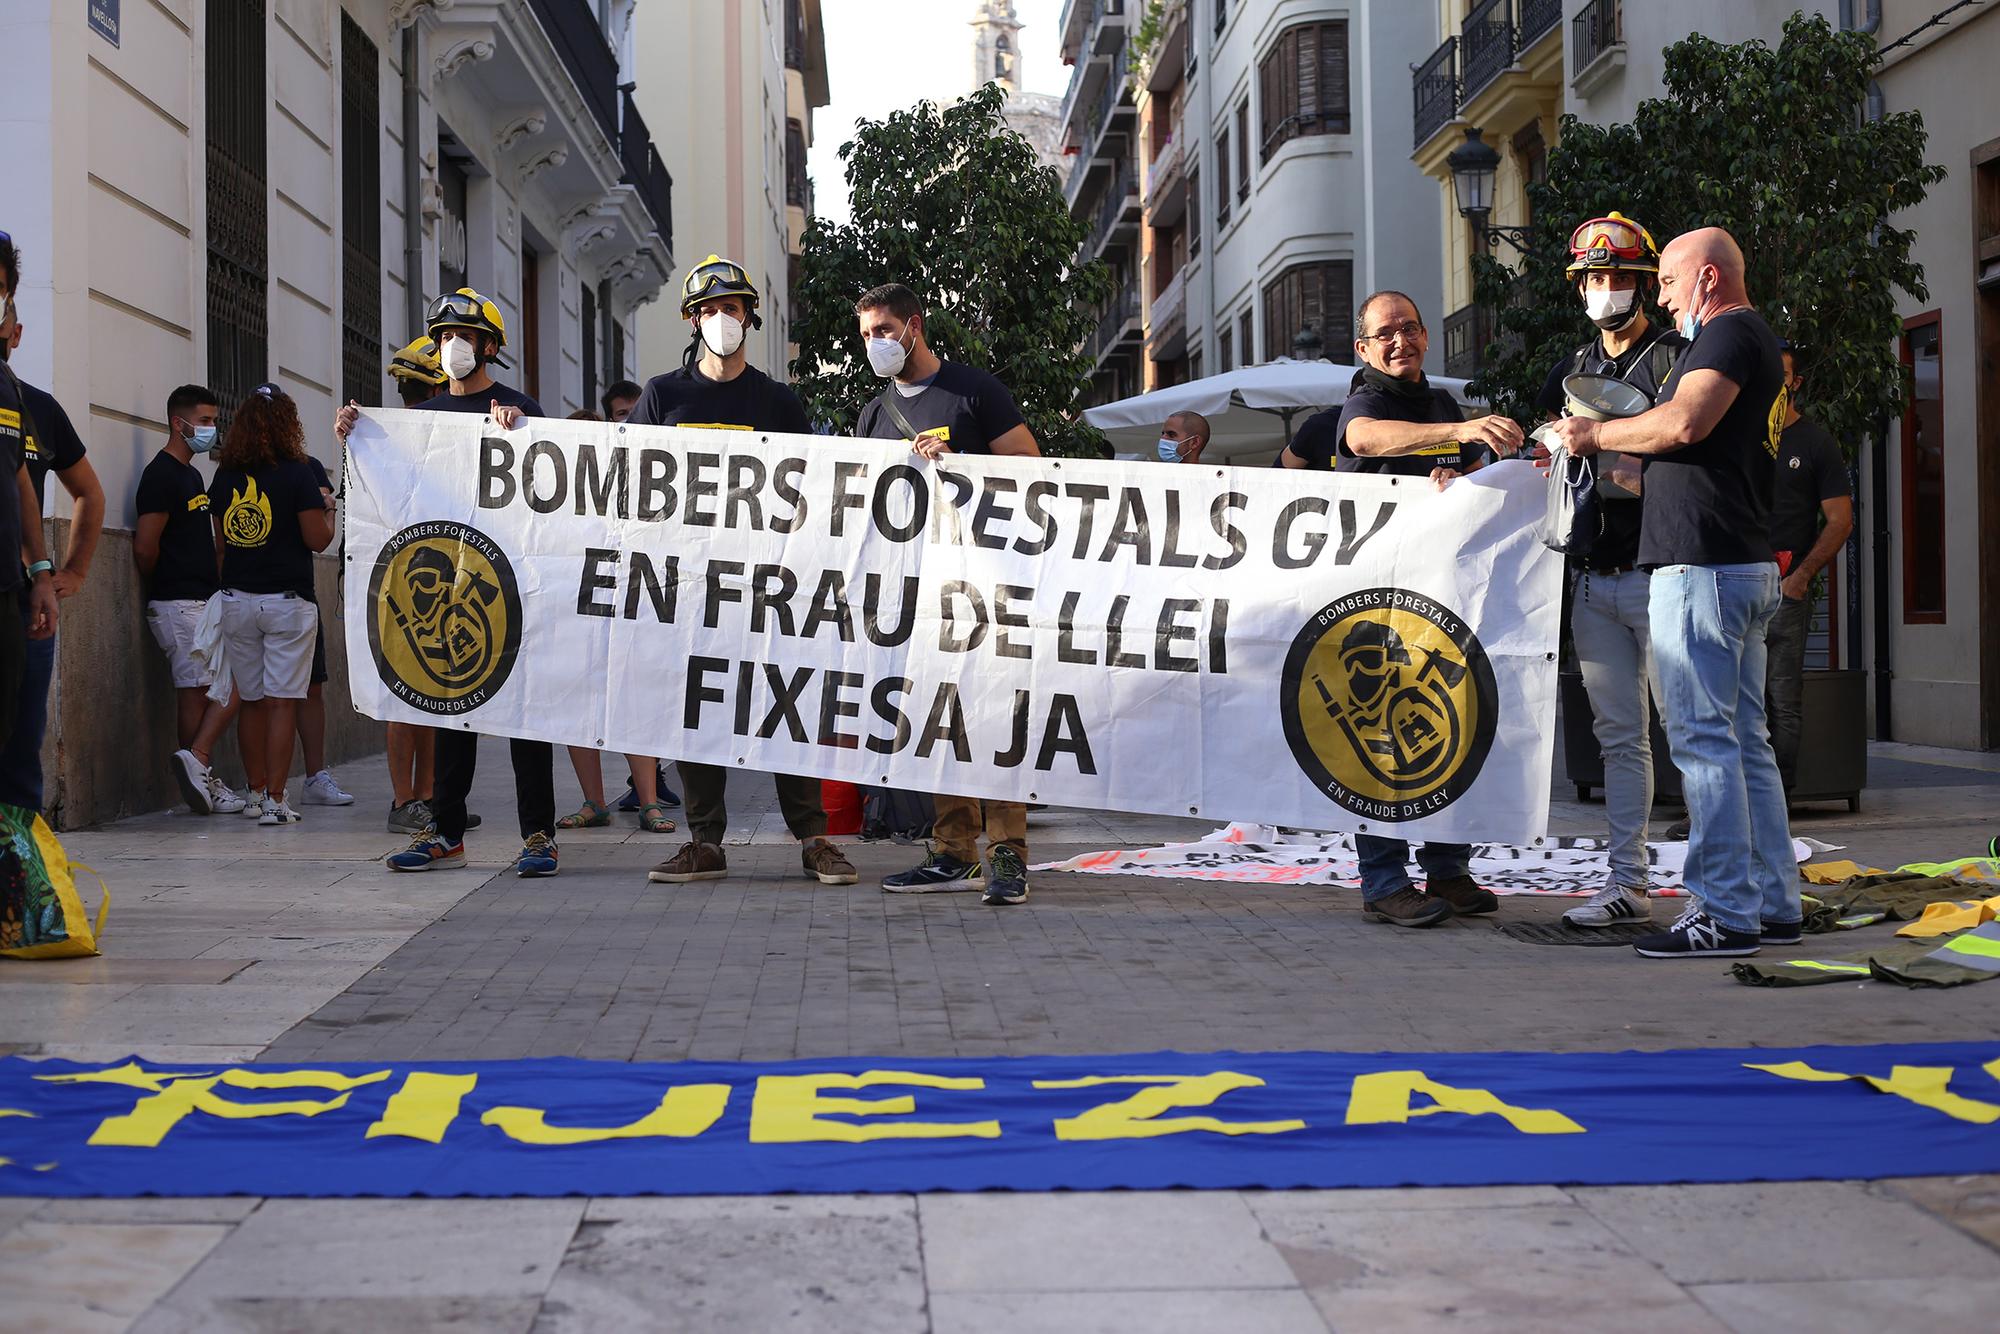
top-left (700, 312), bottom-right (745, 357)
top-left (1584, 287), bottom-right (1639, 331)
top-left (441, 339), bottom-right (479, 381)
top-left (867, 326), bottom-right (912, 378)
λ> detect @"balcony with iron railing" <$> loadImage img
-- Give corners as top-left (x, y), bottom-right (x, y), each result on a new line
top-left (1088, 281), bottom-right (1142, 364)
top-left (524, 0), bottom-right (621, 145)
top-left (1144, 123), bottom-right (1184, 201)
top-left (1519, 0), bottom-right (1562, 46)
top-left (1085, 161), bottom-right (1139, 258)
top-left (1151, 264), bottom-right (1187, 333)
top-left (1442, 302), bottom-right (1496, 380)
top-left (1574, 0), bottom-right (1624, 80)
top-left (1413, 36), bottom-right (1458, 151)
top-left (1066, 44), bottom-right (1132, 200)
top-left (618, 88), bottom-right (674, 249)
top-left (785, 119), bottom-right (809, 211)
top-left (784, 0), bottom-right (806, 70)
top-left (1460, 0), bottom-right (1513, 103)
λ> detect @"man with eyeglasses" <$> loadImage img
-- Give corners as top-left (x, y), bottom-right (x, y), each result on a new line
top-left (1282, 290), bottom-right (1522, 928)
top-left (1537, 214), bottom-right (1685, 931)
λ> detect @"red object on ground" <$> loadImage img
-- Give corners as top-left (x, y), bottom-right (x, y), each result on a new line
top-left (822, 780), bottom-right (863, 836)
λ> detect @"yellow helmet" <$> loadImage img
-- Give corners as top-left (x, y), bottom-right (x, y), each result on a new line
top-left (387, 336), bottom-right (447, 388)
top-left (424, 288), bottom-right (510, 366)
top-left (680, 254), bottom-right (763, 327)
top-left (1565, 212), bottom-right (1661, 277)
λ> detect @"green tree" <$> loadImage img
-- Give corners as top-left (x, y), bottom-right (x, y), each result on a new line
top-left (790, 84), bottom-right (1113, 457)
top-left (1471, 12), bottom-right (1943, 452)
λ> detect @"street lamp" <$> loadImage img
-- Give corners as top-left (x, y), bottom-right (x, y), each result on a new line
top-left (1291, 325), bottom-right (1323, 361)
top-left (1447, 127), bottom-right (1531, 252)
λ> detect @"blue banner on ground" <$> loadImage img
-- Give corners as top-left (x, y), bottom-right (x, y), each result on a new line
top-left (2, 1044), bottom-right (1996, 1198)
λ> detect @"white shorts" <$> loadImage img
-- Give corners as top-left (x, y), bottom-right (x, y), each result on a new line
top-left (218, 590), bottom-right (318, 701)
top-left (146, 599), bottom-right (214, 689)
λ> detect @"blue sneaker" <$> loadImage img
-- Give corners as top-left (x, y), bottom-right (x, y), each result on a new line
top-left (619, 763), bottom-right (682, 810)
top-left (387, 832), bottom-right (465, 872)
top-left (981, 846), bottom-right (1030, 906)
top-left (881, 849), bottom-right (983, 893)
top-left (515, 832), bottom-right (559, 878)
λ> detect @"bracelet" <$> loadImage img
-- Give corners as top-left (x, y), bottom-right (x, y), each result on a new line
top-left (26, 560), bottom-right (53, 577)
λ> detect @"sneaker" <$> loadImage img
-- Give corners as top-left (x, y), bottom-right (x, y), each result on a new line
top-left (206, 773), bottom-right (247, 815)
top-left (514, 832), bottom-right (559, 878)
top-left (656, 763), bottom-right (681, 808)
top-left (1362, 885), bottom-right (1453, 928)
top-left (240, 789), bottom-right (268, 819)
top-left (465, 812), bottom-right (483, 830)
top-left (1665, 816), bottom-right (1692, 840)
top-left (1426, 874), bottom-right (1498, 917)
top-left (1760, 919), bottom-right (1804, 946)
top-left (1633, 909), bottom-right (1761, 958)
top-left (649, 840), bottom-right (727, 883)
top-left (387, 831), bottom-right (466, 872)
top-left (1563, 883), bottom-right (1652, 927)
top-left (258, 799), bottom-right (303, 826)
top-left (303, 770), bottom-right (355, 806)
top-left (802, 838), bottom-right (858, 885)
top-left (615, 782), bottom-right (642, 812)
top-left (982, 846), bottom-right (1029, 906)
top-left (881, 849), bottom-right (984, 893)
top-left (387, 799), bottom-right (433, 834)
top-left (170, 749), bottom-right (215, 814)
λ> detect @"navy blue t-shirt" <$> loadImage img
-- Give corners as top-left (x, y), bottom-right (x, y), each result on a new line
top-left (18, 381), bottom-right (85, 508)
top-left (857, 361), bottom-right (1025, 454)
top-left (136, 450), bottom-right (219, 601)
top-left (0, 366), bottom-right (26, 595)
top-left (626, 364), bottom-right (809, 434)
top-left (412, 382), bottom-right (545, 419)
top-left (209, 460), bottom-right (325, 596)
top-left (1291, 371), bottom-right (1471, 476)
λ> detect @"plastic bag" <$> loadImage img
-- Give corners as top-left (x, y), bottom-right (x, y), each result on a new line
top-left (1538, 446), bottom-right (1602, 557)
top-left (0, 803), bottom-right (109, 959)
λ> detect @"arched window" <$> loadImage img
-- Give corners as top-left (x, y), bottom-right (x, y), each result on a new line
top-left (996, 34), bottom-right (1011, 51)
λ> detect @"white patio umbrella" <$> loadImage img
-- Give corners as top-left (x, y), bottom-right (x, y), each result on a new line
top-left (1081, 358), bottom-right (1481, 463)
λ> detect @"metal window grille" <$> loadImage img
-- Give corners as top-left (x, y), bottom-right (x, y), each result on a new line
top-left (206, 0), bottom-right (269, 420)
top-left (340, 12), bottom-right (382, 408)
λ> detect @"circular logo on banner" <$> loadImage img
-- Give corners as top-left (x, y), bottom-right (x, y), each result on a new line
top-left (1280, 587), bottom-right (1499, 823)
top-left (367, 521), bottom-right (523, 716)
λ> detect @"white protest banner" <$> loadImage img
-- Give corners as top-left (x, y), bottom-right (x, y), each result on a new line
top-left (342, 409), bottom-right (1563, 842)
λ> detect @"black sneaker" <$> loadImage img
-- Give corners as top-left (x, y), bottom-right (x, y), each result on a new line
top-left (1760, 919), bottom-right (1804, 946)
top-left (1665, 816), bottom-right (1692, 840)
top-left (881, 849), bottom-right (983, 893)
top-left (982, 846), bottom-right (1029, 906)
top-left (1362, 885), bottom-right (1453, 928)
top-left (1634, 908), bottom-right (1761, 958)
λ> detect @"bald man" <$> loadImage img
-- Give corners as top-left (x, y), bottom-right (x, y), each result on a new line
top-left (1157, 411), bottom-right (1210, 464)
top-left (1547, 228), bottom-right (1795, 960)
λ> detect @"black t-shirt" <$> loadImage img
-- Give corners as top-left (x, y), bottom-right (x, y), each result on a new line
top-left (136, 450), bottom-right (220, 601)
top-left (209, 459), bottom-right (325, 596)
top-left (412, 382), bottom-right (546, 419)
top-left (1769, 417), bottom-right (1848, 566)
top-left (1638, 309), bottom-right (1784, 569)
top-left (0, 366), bottom-right (28, 595)
top-left (1538, 326), bottom-right (1686, 571)
top-left (295, 456), bottom-right (336, 600)
top-left (18, 382), bottom-right (86, 508)
top-left (856, 361), bottom-right (1025, 453)
top-left (1293, 371), bottom-right (1470, 476)
top-left (626, 364), bottom-right (810, 434)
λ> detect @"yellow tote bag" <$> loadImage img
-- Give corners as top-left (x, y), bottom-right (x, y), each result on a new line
top-left (0, 804), bottom-right (109, 960)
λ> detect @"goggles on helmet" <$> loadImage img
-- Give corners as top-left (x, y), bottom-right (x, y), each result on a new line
top-left (680, 255), bottom-right (761, 322)
top-left (1566, 213), bottom-right (1660, 275)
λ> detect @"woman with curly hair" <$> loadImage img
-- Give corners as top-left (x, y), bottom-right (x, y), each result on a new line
top-left (208, 383), bottom-right (334, 826)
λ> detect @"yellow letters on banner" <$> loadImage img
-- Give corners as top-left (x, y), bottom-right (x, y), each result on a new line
top-left (1745, 1060), bottom-right (2000, 1125)
top-left (1030, 1073), bottom-right (1307, 1140)
top-left (750, 1071), bottom-right (1000, 1143)
top-left (1345, 1072), bottom-right (1586, 1134)
top-left (482, 1084), bottom-right (731, 1145)
top-left (36, 1062), bottom-right (214, 1093)
top-left (366, 1073), bottom-right (481, 1143)
top-left (87, 1069), bottom-right (394, 1148)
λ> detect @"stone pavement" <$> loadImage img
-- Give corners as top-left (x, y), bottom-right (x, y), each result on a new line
top-left (2, 740), bottom-right (1998, 1331)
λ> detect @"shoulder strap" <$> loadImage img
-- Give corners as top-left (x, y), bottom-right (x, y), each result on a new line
top-left (875, 388), bottom-right (921, 440)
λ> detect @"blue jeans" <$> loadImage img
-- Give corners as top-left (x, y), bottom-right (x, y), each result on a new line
top-left (1648, 564), bottom-right (1797, 934)
top-left (0, 628), bottom-right (55, 810)
top-left (1357, 835), bottom-right (1472, 903)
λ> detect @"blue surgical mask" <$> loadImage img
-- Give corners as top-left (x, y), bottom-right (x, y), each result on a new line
top-left (1157, 437), bottom-right (1183, 463)
top-left (188, 424), bottom-right (218, 453)
top-left (1676, 274), bottom-right (1710, 342)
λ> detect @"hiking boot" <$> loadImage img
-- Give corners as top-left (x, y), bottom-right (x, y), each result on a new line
top-left (649, 840), bottom-right (728, 883)
top-left (1665, 816), bottom-right (1692, 840)
top-left (982, 846), bottom-right (1029, 906)
top-left (387, 799), bottom-right (432, 834)
top-left (171, 749), bottom-right (215, 814)
top-left (1563, 883), bottom-right (1652, 927)
top-left (303, 769), bottom-right (354, 805)
top-left (514, 832), bottom-right (559, 878)
top-left (802, 838), bottom-right (858, 885)
top-left (387, 831), bottom-right (465, 872)
top-left (1633, 909), bottom-right (1760, 958)
top-left (1362, 885), bottom-right (1453, 928)
top-left (881, 849), bottom-right (983, 893)
top-left (1427, 874), bottom-right (1498, 917)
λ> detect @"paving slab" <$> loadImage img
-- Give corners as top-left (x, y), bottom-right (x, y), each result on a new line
top-left (929, 1289), bottom-right (1329, 1334)
top-left (2, 1220), bottom-right (231, 1333)
top-left (538, 1195), bottom-right (924, 1332)
top-left (1879, 1173), bottom-right (2000, 1250)
top-left (131, 1296), bottom-right (543, 1334)
top-left (921, 1191), bottom-right (1296, 1293)
top-left (1571, 1181), bottom-right (2000, 1282)
top-left (1689, 1276), bottom-right (2000, 1333)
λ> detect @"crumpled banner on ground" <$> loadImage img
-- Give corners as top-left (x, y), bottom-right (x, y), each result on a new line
top-left (1035, 823), bottom-right (1835, 896)
top-left (1, 1044), bottom-right (1998, 1197)
top-left (1732, 922), bottom-right (2000, 989)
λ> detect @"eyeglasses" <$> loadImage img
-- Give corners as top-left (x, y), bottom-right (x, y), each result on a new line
top-left (1362, 321), bottom-right (1424, 346)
